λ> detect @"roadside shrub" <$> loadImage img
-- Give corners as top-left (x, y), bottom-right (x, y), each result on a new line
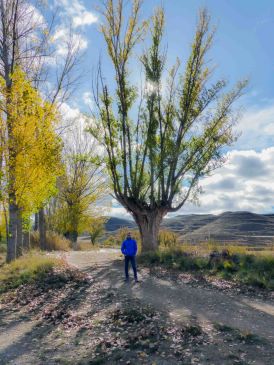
top-left (178, 242), bottom-right (250, 257)
top-left (223, 260), bottom-right (235, 272)
top-left (242, 274), bottom-right (266, 289)
top-left (103, 234), bottom-right (119, 247)
top-left (139, 251), bottom-right (161, 264)
top-left (139, 248), bottom-right (208, 271)
top-left (0, 253), bottom-right (64, 293)
top-left (46, 232), bottom-right (71, 251)
top-left (30, 231), bottom-right (70, 251)
top-left (103, 228), bottom-right (140, 248)
top-left (139, 247), bottom-right (274, 290)
top-left (237, 255), bottom-right (274, 289)
top-left (158, 230), bottom-right (178, 248)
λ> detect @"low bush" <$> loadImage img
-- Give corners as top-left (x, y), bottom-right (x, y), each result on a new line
top-left (102, 228), bottom-right (140, 248)
top-left (30, 231), bottom-right (71, 251)
top-left (158, 230), bottom-right (178, 248)
top-left (0, 253), bottom-right (65, 293)
top-left (236, 255), bottom-right (274, 289)
top-left (46, 232), bottom-right (71, 251)
top-left (139, 247), bottom-right (274, 290)
top-left (139, 248), bottom-right (208, 271)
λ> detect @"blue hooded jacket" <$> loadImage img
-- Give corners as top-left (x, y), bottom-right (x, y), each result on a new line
top-left (121, 237), bottom-right (137, 256)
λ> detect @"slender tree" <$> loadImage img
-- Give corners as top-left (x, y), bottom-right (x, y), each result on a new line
top-left (90, 1), bottom-right (247, 252)
top-left (89, 217), bottom-right (106, 245)
top-left (47, 124), bottom-right (107, 248)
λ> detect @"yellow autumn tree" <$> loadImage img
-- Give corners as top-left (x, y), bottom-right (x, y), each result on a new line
top-left (0, 68), bottom-right (63, 257)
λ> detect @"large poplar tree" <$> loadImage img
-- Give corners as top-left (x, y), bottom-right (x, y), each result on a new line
top-left (90, 0), bottom-right (247, 252)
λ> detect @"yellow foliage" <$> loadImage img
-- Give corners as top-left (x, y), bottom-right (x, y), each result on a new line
top-left (158, 229), bottom-right (178, 248)
top-left (0, 211), bottom-right (6, 241)
top-left (0, 67), bottom-right (63, 217)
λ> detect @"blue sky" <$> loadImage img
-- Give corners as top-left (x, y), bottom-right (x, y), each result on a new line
top-left (68, 0), bottom-right (274, 112)
top-left (50, 0), bottom-right (274, 216)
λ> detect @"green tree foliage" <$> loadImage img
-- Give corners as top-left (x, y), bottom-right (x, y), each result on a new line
top-left (103, 227), bottom-right (140, 248)
top-left (89, 1), bottom-right (247, 252)
top-left (89, 217), bottom-right (106, 245)
top-left (47, 129), bottom-right (108, 248)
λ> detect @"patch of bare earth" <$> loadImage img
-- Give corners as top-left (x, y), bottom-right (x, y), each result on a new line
top-left (0, 250), bottom-right (273, 364)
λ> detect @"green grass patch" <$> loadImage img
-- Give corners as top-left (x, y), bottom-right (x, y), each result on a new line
top-left (139, 247), bottom-right (274, 290)
top-left (0, 253), bottom-right (64, 293)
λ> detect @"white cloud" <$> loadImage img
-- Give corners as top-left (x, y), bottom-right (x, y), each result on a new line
top-left (73, 11), bottom-right (97, 28)
top-left (235, 103), bottom-right (274, 150)
top-left (83, 91), bottom-right (93, 107)
top-left (178, 147), bottom-right (274, 215)
top-left (51, 0), bottom-right (97, 57)
top-left (59, 103), bottom-right (106, 159)
top-left (52, 26), bottom-right (88, 55)
top-left (60, 102), bottom-right (81, 119)
top-left (55, 0), bottom-right (98, 28)
top-left (109, 206), bottom-right (132, 219)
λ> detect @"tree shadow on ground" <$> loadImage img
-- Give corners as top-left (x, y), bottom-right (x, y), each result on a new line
top-left (1, 254), bottom-right (274, 365)
top-left (0, 276), bottom-right (91, 364)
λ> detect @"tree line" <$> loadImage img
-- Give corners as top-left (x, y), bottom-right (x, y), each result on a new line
top-left (0, 0), bottom-right (247, 262)
top-left (0, 0), bottom-right (105, 262)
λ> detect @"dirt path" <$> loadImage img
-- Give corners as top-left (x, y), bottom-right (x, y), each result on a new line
top-left (0, 249), bottom-right (274, 365)
top-left (67, 250), bottom-right (274, 342)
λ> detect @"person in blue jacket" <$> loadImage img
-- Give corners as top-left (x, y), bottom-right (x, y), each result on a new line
top-left (121, 232), bottom-right (138, 282)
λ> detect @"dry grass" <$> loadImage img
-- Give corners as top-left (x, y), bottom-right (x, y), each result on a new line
top-left (0, 243), bottom-right (7, 266)
top-left (179, 241), bottom-right (274, 256)
top-left (77, 240), bottom-right (97, 251)
top-left (139, 244), bottom-right (274, 290)
top-left (30, 231), bottom-right (71, 251)
top-left (0, 253), bottom-right (65, 293)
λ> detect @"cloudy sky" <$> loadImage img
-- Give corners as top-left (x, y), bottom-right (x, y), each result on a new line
top-left (48, 0), bottom-right (274, 217)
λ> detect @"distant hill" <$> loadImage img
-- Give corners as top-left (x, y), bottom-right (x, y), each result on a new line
top-left (161, 214), bottom-right (216, 235)
top-left (182, 211), bottom-right (274, 245)
top-left (105, 217), bottom-right (136, 232)
top-left (105, 211), bottom-right (274, 246)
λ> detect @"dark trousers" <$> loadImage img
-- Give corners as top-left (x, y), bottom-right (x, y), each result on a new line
top-left (125, 255), bottom-right (137, 280)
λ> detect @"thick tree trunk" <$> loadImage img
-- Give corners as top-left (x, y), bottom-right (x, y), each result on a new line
top-left (6, 195), bottom-right (17, 263)
top-left (23, 231), bottom-right (30, 251)
top-left (39, 208), bottom-right (47, 250)
top-left (16, 211), bottom-right (23, 257)
top-left (133, 211), bottom-right (164, 252)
